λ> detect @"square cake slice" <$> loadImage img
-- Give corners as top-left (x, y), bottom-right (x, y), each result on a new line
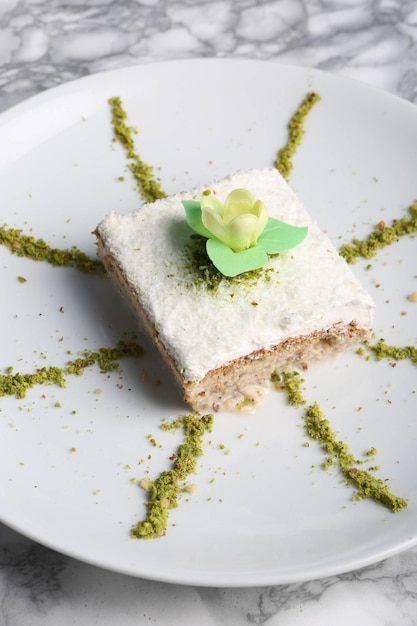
top-left (95, 168), bottom-right (374, 412)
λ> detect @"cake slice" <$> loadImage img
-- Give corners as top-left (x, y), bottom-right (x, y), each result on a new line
top-left (95, 168), bottom-right (374, 412)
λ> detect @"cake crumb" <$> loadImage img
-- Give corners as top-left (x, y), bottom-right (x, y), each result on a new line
top-left (140, 478), bottom-right (152, 491)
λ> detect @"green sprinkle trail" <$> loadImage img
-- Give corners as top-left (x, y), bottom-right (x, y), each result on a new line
top-left (339, 202), bottom-right (417, 263)
top-left (271, 370), bottom-right (306, 407)
top-left (274, 371), bottom-right (407, 513)
top-left (304, 403), bottom-right (408, 513)
top-left (358, 338), bottom-right (417, 366)
top-left (0, 225), bottom-right (104, 275)
top-left (0, 340), bottom-right (144, 399)
top-left (108, 96), bottom-right (167, 203)
top-left (275, 92), bottom-right (321, 180)
top-left (132, 413), bottom-right (214, 539)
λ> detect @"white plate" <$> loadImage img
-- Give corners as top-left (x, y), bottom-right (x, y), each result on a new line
top-left (0, 59), bottom-right (416, 587)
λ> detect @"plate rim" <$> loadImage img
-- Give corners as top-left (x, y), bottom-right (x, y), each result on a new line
top-left (0, 57), bottom-right (416, 587)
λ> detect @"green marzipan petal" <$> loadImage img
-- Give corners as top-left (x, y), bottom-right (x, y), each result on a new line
top-left (206, 238), bottom-right (268, 277)
top-left (182, 200), bottom-right (212, 238)
top-left (257, 218), bottom-right (308, 253)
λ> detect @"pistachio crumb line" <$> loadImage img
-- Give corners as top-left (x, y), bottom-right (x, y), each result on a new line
top-left (271, 370), bottom-right (306, 407)
top-left (339, 202), bottom-right (417, 263)
top-left (273, 372), bottom-right (407, 513)
top-left (108, 96), bottom-right (167, 203)
top-left (358, 338), bottom-right (417, 366)
top-left (0, 224), bottom-right (104, 274)
top-left (0, 340), bottom-right (144, 399)
top-left (304, 403), bottom-right (407, 513)
top-left (275, 92), bottom-right (321, 180)
top-left (131, 413), bottom-right (214, 539)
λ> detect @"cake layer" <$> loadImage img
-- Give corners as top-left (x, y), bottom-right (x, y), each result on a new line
top-left (96, 168), bottom-right (374, 409)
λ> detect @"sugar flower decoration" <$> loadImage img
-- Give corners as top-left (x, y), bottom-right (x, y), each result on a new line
top-left (182, 188), bottom-right (308, 277)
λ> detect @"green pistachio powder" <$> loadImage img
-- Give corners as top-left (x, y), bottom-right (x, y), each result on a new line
top-left (131, 413), bottom-right (214, 539)
top-left (273, 372), bottom-right (407, 512)
top-left (1, 93), bottom-right (415, 539)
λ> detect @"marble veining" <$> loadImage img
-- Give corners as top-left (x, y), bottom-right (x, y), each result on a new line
top-left (0, 534), bottom-right (67, 620)
top-left (1, 1), bottom-right (417, 624)
top-left (1, 0), bottom-right (417, 113)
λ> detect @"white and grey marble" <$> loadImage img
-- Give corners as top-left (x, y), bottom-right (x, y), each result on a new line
top-left (1, 1), bottom-right (417, 624)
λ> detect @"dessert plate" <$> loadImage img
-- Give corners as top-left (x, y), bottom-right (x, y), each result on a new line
top-left (0, 59), bottom-right (416, 587)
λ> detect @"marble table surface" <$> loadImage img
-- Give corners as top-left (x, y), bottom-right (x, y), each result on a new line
top-left (1, 1), bottom-right (417, 624)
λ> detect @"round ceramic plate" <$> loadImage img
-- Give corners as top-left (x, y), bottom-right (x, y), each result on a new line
top-left (0, 59), bottom-right (416, 587)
